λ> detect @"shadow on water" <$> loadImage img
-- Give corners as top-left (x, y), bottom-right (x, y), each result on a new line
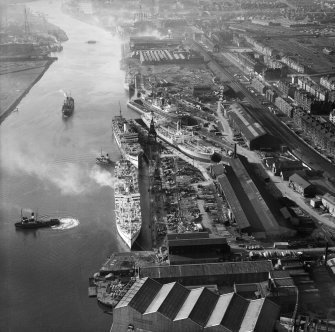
top-left (15, 227), bottom-right (38, 238)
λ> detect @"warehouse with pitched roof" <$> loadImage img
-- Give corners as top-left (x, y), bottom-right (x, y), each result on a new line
top-left (111, 277), bottom-right (280, 332)
top-left (226, 103), bottom-right (280, 150)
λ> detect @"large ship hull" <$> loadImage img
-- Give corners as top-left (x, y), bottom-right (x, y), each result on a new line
top-left (114, 159), bottom-right (142, 250)
top-left (141, 114), bottom-right (175, 145)
top-left (178, 143), bottom-right (214, 162)
top-left (115, 221), bottom-right (141, 248)
top-left (142, 114), bottom-right (214, 162)
top-left (113, 131), bottom-right (139, 168)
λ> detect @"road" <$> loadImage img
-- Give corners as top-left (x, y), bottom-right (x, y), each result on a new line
top-left (187, 39), bottom-right (335, 180)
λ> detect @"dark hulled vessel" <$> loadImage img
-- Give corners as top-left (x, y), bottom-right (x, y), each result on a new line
top-left (15, 212), bottom-right (60, 229)
top-left (96, 150), bottom-right (114, 167)
top-left (62, 95), bottom-right (74, 117)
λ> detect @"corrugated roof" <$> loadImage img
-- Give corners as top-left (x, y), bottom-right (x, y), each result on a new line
top-left (273, 278), bottom-right (295, 288)
top-left (158, 283), bottom-right (190, 319)
top-left (270, 270), bottom-right (291, 279)
top-left (167, 232), bottom-right (209, 240)
top-left (115, 278), bottom-right (280, 332)
top-left (139, 261), bottom-right (273, 280)
top-left (116, 278), bottom-right (148, 309)
top-left (189, 288), bottom-right (219, 326)
top-left (254, 298), bottom-right (281, 332)
top-left (128, 278), bottom-right (162, 313)
top-left (234, 283), bottom-right (259, 292)
top-left (239, 298), bottom-right (264, 332)
top-left (289, 173), bottom-right (312, 189)
top-left (218, 175), bottom-right (251, 230)
top-left (221, 293), bottom-right (249, 331)
top-left (205, 293), bottom-right (234, 327)
top-left (229, 158), bottom-right (279, 233)
top-left (211, 163), bottom-right (226, 177)
top-left (227, 103), bottom-right (267, 141)
top-left (174, 288), bottom-right (203, 321)
top-left (168, 237), bottom-right (227, 247)
top-left (145, 282), bottom-right (175, 314)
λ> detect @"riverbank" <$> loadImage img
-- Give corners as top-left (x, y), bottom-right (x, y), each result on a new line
top-left (0, 57), bottom-right (56, 124)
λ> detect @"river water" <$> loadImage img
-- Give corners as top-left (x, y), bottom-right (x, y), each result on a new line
top-left (0, 1), bottom-right (136, 331)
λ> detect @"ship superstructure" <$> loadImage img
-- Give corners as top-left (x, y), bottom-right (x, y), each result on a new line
top-left (114, 159), bottom-right (142, 248)
top-left (62, 95), bottom-right (74, 117)
top-left (112, 109), bottom-right (142, 168)
top-left (142, 111), bottom-right (217, 161)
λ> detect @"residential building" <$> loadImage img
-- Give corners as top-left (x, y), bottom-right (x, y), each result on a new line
top-left (274, 96), bottom-right (293, 117)
top-left (320, 76), bottom-right (335, 91)
top-left (281, 56), bottom-right (306, 73)
top-left (330, 110), bottom-right (335, 124)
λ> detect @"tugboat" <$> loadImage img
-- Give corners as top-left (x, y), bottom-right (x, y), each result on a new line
top-left (62, 94), bottom-right (74, 118)
top-left (96, 150), bottom-right (114, 167)
top-left (15, 211), bottom-right (60, 229)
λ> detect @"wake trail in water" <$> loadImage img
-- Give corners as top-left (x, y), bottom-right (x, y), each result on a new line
top-left (52, 217), bottom-right (80, 230)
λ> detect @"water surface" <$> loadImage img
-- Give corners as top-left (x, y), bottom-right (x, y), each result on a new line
top-left (0, 2), bottom-right (136, 331)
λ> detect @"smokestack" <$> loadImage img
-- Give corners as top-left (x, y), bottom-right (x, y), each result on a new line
top-left (325, 242), bottom-right (329, 265)
top-left (234, 143), bottom-right (237, 158)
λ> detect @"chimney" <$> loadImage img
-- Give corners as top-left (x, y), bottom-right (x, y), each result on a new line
top-left (234, 143), bottom-right (237, 158)
top-left (325, 242), bottom-right (329, 265)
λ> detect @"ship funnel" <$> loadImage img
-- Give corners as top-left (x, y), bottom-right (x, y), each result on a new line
top-left (325, 242), bottom-right (329, 265)
top-left (124, 123), bottom-right (128, 133)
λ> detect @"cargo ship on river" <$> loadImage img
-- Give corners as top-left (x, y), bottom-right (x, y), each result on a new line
top-left (114, 159), bottom-right (142, 249)
top-left (112, 106), bottom-right (142, 168)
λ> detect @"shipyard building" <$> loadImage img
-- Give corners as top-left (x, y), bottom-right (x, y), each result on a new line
top-left (225, 103), bottom-right (280, 150)
top-left (139, 260), bottom-right (273, 286)
top-left (111, 277), bottom-right (280, 332)
top-left (211, 157), bottom-right (289, 238)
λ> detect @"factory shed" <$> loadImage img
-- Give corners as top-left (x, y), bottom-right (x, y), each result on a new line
top-left (288, 173), bottom-right (315, 197)
top-left (167, 232), bottom-right (230, 265)
top-left (111, 278), bottom-right (280, 332)
top-left (217, 174), bottom-right (252, 231)
top-left (271, 159), bottom-right (304, 176)
top-left (216, 157), bottom-right (282, 236)
top-left (139, 260), bottom-right (273, 287)
top-left (226, 103), bottom-right (279, 150)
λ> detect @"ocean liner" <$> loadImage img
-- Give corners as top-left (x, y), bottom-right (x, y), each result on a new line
top-left (114, 159), bottom-right (142, 248)
top-left (112, 107), bottom-right (142, 168)
top-left (142, 112), bottom-right (217, 162)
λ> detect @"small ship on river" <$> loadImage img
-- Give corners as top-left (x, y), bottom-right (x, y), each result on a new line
top-left (62, 94), bottom-right (74, 118)
top-left (15, 212), bottom-right (60, 229)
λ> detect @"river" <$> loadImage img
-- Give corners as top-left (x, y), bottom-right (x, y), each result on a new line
top-left (0, 1), bottom-right (136, 331)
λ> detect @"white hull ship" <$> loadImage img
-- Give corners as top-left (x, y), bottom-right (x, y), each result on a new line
top-left (114, 159), bottom-right (142, 249)
top-left (112, 111), bottom-right (142, 168)
top-left (142, 112), bottom-right (217, 162)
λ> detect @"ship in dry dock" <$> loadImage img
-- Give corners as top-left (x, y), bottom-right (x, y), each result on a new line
top-left (112, 106), bottom-right (142, 168)
top-left (114, 159), bottom-right (142, 249)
